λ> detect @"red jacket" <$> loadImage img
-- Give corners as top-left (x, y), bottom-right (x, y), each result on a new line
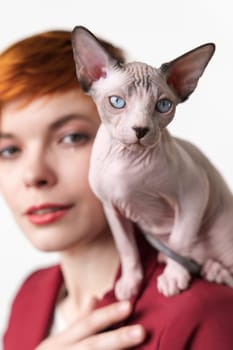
top-left (4, 237), bottom-right (233, 349)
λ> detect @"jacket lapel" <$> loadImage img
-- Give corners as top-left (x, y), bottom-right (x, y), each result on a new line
top-left (4, 265), bottom-right (63, 350)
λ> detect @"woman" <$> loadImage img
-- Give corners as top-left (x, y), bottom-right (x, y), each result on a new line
top-left (1, 30), bottom-right (233, 350)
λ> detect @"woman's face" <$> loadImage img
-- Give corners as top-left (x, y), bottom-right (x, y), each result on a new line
top-left (0, 90), bottom-right (109, 252)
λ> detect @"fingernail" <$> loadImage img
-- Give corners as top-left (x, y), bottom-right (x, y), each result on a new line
top-left (128, 326), bottom-right (144, 339)
top-left (118, 301), bottom-right (130, 312)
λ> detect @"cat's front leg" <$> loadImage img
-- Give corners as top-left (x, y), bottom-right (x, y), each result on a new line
top-left (103, 204), bottom-right (143, 300)
top-left (157, 178), bottom-right (209, 296)
top-left (157, 216), bottom-right (202, 297)
top-left (157, 258), bottom-right (191, 296)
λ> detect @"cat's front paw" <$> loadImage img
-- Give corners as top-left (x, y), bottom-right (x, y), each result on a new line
top-left (115, 270), bottom-right (143, 300)
top-left (201, 259), bottom-right (233, 287)
top-left (157, 261), bottom-right (191, 297)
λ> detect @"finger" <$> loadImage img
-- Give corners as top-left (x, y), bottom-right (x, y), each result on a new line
top-left (77, 325), bottom-right (146, 350)
top-left (78, 296), bottom-right (100, 318)
top-left (63, 301), bottom-right (133, 343)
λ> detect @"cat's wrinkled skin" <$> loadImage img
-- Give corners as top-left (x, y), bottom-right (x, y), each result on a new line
top-left (72, 26), bottom-right (233, 299)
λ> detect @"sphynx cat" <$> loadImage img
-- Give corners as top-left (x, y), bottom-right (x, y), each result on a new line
top-left (71, 26), bottom-right (233, 299)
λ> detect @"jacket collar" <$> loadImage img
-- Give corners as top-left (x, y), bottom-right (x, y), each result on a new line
top-left (4, 235), bottom-right (158, 349)
top-left (4, 265), bottom-right (63, 350)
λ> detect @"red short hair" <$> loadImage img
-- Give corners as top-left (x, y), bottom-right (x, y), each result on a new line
top-left (0, 30), bottom-right (125, 108)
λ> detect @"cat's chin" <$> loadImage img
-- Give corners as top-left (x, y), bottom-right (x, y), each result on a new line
top-left (123, 141), bottom-right (155, 153)
top-left (114, 137), bottom-right (157, 152)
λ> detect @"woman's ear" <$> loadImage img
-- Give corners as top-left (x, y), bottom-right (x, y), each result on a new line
top-left (159, 43), bottom-right (215, 101)
top-left (71, 26), bottom-right (117, 92)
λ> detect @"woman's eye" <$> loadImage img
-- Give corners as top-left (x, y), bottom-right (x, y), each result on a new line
top-left (0, 146), bottom-right (20, 159)
top-left (155, 99), bottom-right (172, 113)
top-left (61, 133), bottom-right (89, 145)
top-left (109, 95), bottom-right (126, 109)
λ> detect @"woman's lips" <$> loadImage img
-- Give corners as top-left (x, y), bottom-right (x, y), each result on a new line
top-left (25, 203), bottom-right (74, 225)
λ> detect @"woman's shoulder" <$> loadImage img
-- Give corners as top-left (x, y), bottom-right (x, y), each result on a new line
top-left (136, 235), bottom-right (233, 321)
top-left (135, 265), bottom-right (233, 349)
top-left (145, 263), bottom-right (233, 315)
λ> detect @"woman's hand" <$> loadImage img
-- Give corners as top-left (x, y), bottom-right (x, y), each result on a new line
top-left (36, 300), bottom-right (145, 349)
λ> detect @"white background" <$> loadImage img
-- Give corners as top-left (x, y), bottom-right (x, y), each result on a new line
top-left (0, 0), bottom-right (232, 341)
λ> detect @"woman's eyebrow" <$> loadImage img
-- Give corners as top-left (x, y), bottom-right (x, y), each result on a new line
top-left (0, 115), bottom-right (88, 139)
top-left (0, 133), bottom-right (14, 139)
top-left (50, 114), bottom-right (84, 131)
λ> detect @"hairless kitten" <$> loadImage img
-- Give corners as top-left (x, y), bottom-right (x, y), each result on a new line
top-left (71, 26), bottom-right (233, 299)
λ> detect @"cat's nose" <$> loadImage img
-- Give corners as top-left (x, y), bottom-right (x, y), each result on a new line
top-left (132, 126), bottom-right (149, 139)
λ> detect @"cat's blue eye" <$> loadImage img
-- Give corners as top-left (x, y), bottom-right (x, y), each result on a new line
top-left (155, 99), bottom-right (172, 113)
top-left (109, 95), bottom-right (126, 109)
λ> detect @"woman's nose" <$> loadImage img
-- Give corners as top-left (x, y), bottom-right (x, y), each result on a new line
top-left (23, 154), bottom-right (57, 188)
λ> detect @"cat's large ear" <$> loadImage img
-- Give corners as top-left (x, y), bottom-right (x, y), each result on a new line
top-left (160, 43), bottom-right (215, 101)
top-left (71, 26), bottom-right (117, 92)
